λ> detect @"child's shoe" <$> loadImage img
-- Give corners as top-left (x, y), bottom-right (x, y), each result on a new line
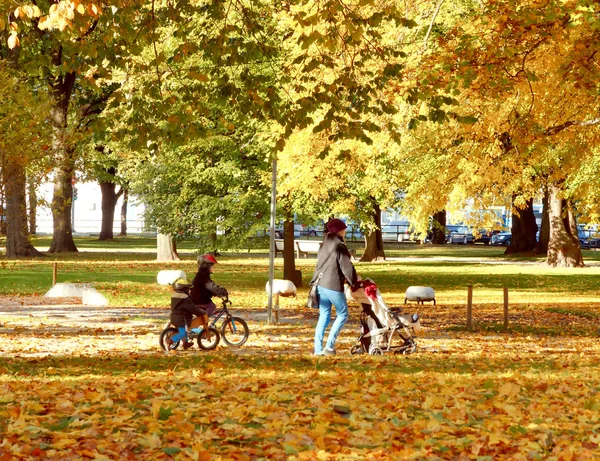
top-left (183, 341), bottom-right (195, 350)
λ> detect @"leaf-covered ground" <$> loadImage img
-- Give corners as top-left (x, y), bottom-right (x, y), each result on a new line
top-left (1, 297), bottom-right (600, 460)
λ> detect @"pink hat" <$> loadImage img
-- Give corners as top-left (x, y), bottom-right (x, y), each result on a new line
top-left (326, 218), bottom-right (347, 234)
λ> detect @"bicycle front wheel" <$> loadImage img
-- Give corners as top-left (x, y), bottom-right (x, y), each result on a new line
top-left (220, 317), bottom-right (249, 347)
top-left (197, 326), bottom-right (220, 350)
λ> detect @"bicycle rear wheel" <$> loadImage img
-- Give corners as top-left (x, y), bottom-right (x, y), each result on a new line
top-left (197, 326), bottom-right (220, 350)
top-left (220, 317), bottom-right (249, 347)
top-left (159, 327), bottom-right (180, 352)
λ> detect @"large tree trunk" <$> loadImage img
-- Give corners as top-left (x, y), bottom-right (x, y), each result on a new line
top-left (0, 186), bottom-right (5, 236)
top-left (48, 69), bottom-right (78, 254)
top-left (99, 168), bottom-right (123, 241)
top-left (4, 159), bottom-right (43, 257)
top-left (547, 185), bottom-right (583, 267)
top-left (157, 233), bottom-right (180, 261)
top-left (27, 175), bottom-right (37, 235)
top-left (505, 197), bottom-right (538, 255)
top-left (283, 215), bottom-right (302, 287)
top-left (361, 201), bottom-right (386, 262)
top-left (119, 189), bottom-right (128, 236)
top-left (431, 210), bottom-right (446, 244)
top-left (533, 187), bottom-right (550, 255)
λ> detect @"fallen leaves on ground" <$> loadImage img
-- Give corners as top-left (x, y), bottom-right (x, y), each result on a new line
top-left (1, 297), bottom-right (600, 459)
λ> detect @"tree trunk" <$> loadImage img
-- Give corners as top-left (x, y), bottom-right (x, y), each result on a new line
top-left (48, 69), bottom-right (78, 253)
top-left (99, 168), bottom-right (123, 240)
top-left (533, 188), bottom-right (550, 255)
top-left (360, 202), bottom-right (386, 261)
top-left (157, 233), bottom-right (180, 261)
top-left (505, 197), bottom-right (538, 254)
top-left (119, 189), bottom-right (128, 236)
top-left (431, 210), bottom-right (446, 244)
top-left (0, 188), bottom-right (5, 236)
top-left (283, 215), bottom-right (302, 287)
top-left (27, 175), bottom-right (37, 235)
top-left (4, 159), bottom-right (43, 257)
top-left (546, 185), bottom-right (583, 267)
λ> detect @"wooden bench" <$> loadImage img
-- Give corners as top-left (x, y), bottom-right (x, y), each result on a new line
top-left (273, 239), bottom-right (322, 258)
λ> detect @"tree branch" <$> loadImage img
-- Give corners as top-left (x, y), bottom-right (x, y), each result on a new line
top-left (422, 0), bottom-right (445, 51)
top-left (545, 118), bottom-right (600, 136)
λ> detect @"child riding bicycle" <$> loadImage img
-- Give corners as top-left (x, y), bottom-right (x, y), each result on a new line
top-left (168, 278), bottom-right (209, 352)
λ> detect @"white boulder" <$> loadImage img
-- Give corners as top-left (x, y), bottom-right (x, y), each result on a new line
top-left (44, 283), bottom-right (86, 298)
top-left (405, 286), bottom-right (436, 304)
top-left (82, 287), bottom-right (109, 307)
top-left (44, 283), bottom-right (109, 307)
top-left (266, 279), bottom-right (297, 297)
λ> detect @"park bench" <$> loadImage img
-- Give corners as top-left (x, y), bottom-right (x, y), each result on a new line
top-left (295, 239), bottom-right (322, 258)
top-left (274, 239), bottom-right (285, 258)
top-left (273, 239), bottom-right (322, 258)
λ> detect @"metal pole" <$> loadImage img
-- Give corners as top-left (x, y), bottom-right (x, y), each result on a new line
top-left (71, 186), bottom-right (76, 233)
top-left (503, 286), bottom-right (509, 328)
top-left (267, 152), bottom-right (277, 324)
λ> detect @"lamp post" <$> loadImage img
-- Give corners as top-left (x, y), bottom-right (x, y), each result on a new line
top-left (267, 152), bottom-right (277, 324)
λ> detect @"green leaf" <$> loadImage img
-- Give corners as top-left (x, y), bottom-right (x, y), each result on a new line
top-left (158, 406), bottom-right (174, 420)
top-left (283, 444), bottom-right (298, 455)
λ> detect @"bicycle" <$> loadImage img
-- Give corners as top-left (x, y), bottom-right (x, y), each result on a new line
top-left (159, 317), bottom-right (220, 352)
top-left (159, 297), bottom-right (249, 352)
top-left (209, 297), bottom-right (250, 347)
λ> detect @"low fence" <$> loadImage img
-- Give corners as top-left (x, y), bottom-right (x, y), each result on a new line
top-left (34, 219), bottom-right (152, 236)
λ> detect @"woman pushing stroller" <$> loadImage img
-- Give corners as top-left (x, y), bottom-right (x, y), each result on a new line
top-left (310, 219), bottom-right (359, 356)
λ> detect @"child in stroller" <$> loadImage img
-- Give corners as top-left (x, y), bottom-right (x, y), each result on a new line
top-left (345, 279), bottom-right (421, 355)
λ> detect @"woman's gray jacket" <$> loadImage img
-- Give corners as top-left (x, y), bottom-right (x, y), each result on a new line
top-left (309, 234), bottom-right (357, 292)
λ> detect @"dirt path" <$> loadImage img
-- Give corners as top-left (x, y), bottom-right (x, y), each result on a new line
top-left (0, 296), bottom-right (325, 357)
top-left (1, 296), bottom-right (598, 358)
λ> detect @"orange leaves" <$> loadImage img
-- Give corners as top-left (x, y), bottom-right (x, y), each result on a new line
top-left (3, 1), bottom-right (106, 37)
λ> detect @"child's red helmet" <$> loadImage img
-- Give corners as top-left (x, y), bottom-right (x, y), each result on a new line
top-left (198, 254), bottom-right (218, 265)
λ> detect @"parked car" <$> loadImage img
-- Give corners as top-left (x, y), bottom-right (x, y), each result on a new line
top-left (444, 225), bottom-right (464, 243)
top-left (448, 227), bottom-right (500, 244)
top-left (447, 226), bottom-right (475, 244)
top-left (490, 232), bottom-right (512, 246)
top-left (269, 224), bottom-right (303, 239)
top-left (300, 225), bottom-right (323, 237)
top-left (578, 229), bottom-right (600, 248)
top-left (381, 221), bottom-right (416, 242)
top-left (478, 230), bottom-right (502, 245)
top-left (345, 224), bottom-right (364, 240)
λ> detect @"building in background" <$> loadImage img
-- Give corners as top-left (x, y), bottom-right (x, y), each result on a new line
top-left (35, 181), bottom-right (149, 236)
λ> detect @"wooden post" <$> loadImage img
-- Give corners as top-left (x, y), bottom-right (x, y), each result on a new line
top-left (52, 262), bottom-right (58, 286)
top-left (467, 285), bottom-right (473, 329)
top-left (503, 286), bottom-right (509, 328)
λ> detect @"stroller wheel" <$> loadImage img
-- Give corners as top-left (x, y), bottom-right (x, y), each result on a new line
top-left (402, 343), bottom-right (417, 355)
top-left (369, 347), bottom-right (383, 356)
top-left (350, 345), bottom-right (364, 355)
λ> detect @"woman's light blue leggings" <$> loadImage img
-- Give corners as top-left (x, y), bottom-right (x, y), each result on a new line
top-left (314, 286), bottom-right (349, 354)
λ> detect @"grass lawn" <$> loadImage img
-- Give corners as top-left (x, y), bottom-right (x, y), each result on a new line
top-left (2, 237), bottom-right (600, 309)
top-left (1, 238), bottom-right (600, 459)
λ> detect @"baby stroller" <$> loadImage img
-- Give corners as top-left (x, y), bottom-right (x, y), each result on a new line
top-left (345, 279), bottom-right (421, 355)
